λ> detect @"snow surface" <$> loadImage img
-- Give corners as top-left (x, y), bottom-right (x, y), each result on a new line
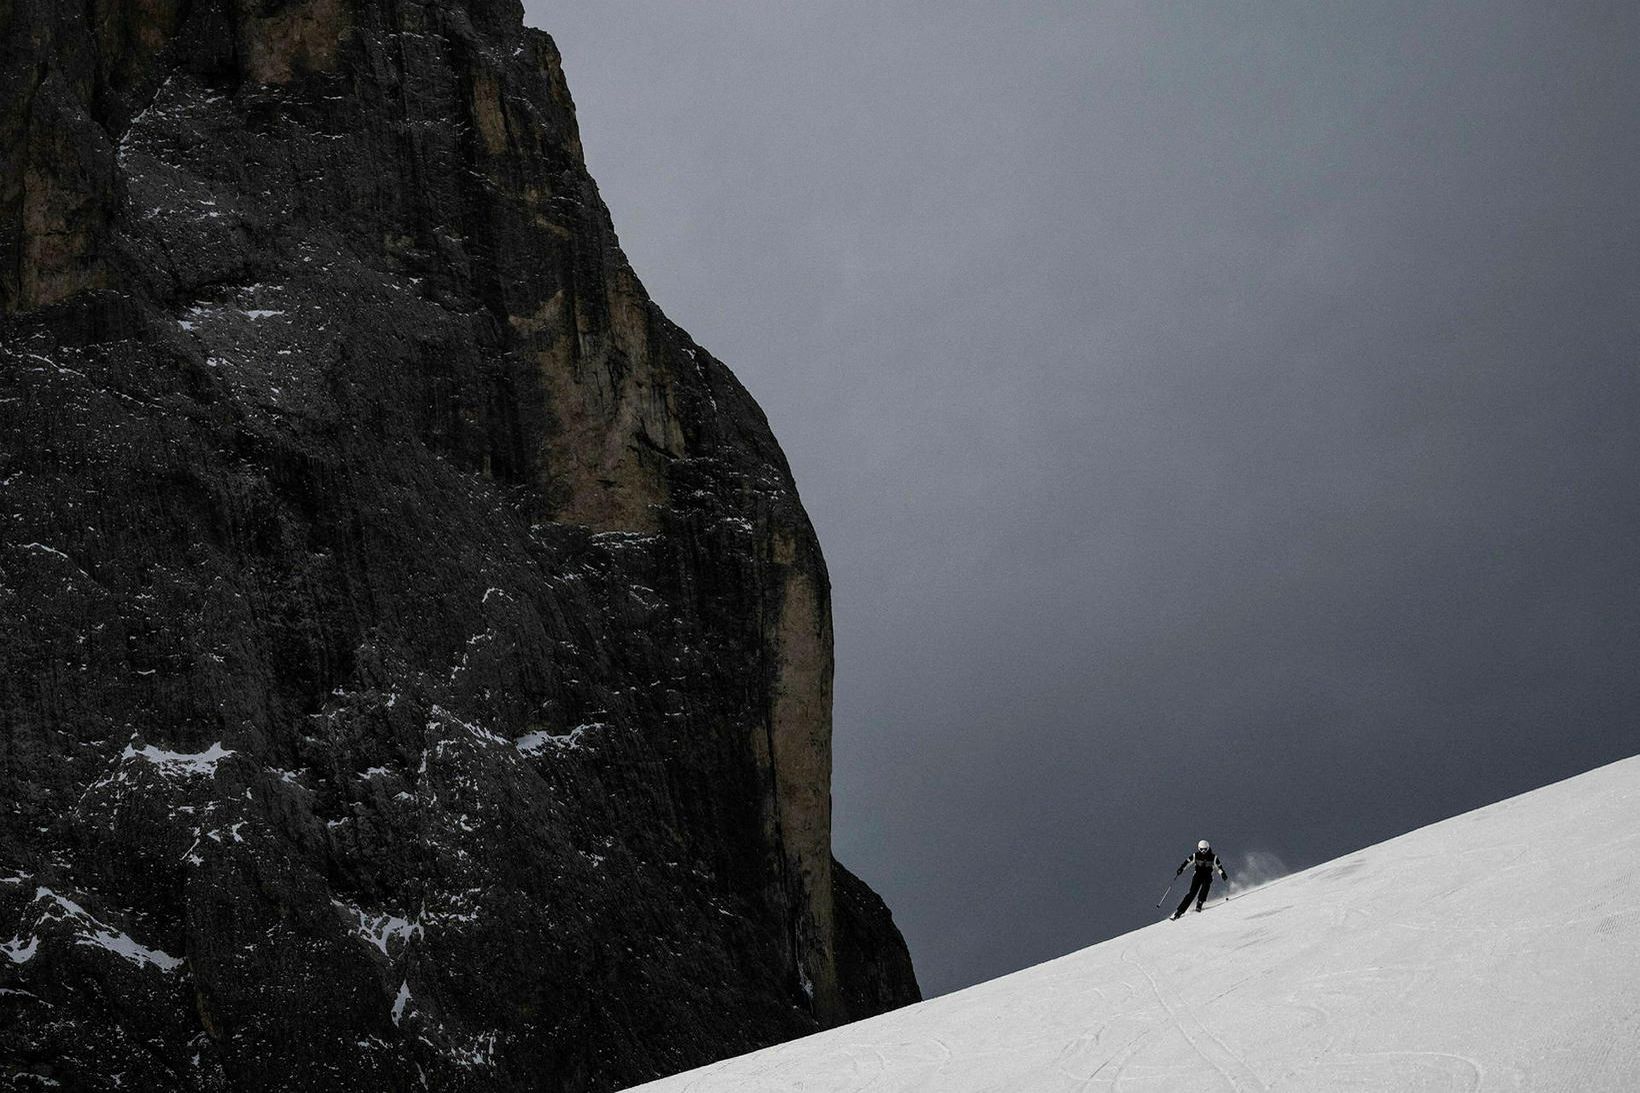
top-left (630, 756), bottom-right (1640, 1092)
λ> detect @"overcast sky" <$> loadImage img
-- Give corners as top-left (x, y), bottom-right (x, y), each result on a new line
top-left (529, 2), bottom-right (1640, 997)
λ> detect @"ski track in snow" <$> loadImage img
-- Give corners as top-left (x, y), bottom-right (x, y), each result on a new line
top-left (1123, 946), bottom-right (1266, 1091)
top-left (629, 755), bottom-right (1640, 1092)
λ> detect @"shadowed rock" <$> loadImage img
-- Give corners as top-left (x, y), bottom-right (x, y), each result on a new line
top-left (0, 0), bottom-right (918, 1088)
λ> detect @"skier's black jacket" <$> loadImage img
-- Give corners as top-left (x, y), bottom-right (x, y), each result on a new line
top-left (1177, 848), bottom-right (1228, 880)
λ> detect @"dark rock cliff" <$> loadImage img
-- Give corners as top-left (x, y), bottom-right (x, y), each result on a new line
top-left (0, 0), bottom-right (919, 1088)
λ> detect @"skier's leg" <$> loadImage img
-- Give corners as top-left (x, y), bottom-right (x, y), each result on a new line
top-left (1175, 874), bottom-right (1202, 917)
top-left (1196, 874), bottom-right (1213, 910)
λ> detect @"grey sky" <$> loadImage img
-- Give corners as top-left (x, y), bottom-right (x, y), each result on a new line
top-left (529, 2), bottom-right (1640, 996)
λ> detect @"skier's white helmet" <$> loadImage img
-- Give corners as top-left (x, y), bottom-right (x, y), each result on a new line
top-left (1198, 840), bottom-right (1211, 850)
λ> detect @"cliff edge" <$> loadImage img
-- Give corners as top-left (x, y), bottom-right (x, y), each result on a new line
top-left (0, 0), bottom-right (918, 1088)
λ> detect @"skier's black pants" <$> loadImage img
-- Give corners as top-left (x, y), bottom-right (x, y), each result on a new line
top-left (1176, 871), bottom-right (1212, 915)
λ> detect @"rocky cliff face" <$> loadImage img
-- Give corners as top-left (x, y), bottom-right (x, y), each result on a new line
top-left (0, 1), bottom-right (918, 1088)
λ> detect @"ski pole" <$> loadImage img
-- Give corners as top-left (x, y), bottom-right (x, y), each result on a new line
top-left (1155, 880), bottom-right (1175, 908)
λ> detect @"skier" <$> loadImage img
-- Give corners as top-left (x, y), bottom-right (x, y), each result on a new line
top-left (1171, 840), bottom-right (1229, 919)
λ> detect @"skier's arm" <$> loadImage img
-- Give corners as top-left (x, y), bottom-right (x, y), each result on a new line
top-left (1176, 858), bottom-right (1188, 876)
top-left (1215, 855), bottom-right (1228, 881)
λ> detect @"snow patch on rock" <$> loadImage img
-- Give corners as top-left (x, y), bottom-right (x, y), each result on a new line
top-left (2, 936), bottom-right (39, 964)
top-left (391, 982), bottom-right (412, 1025)
top-left (29, 889), bottom-right (183, 972)
top-left (515, 723), bottom-right (604, 756)
top-left (335, 899), bottom-right (423, 956)
top-left (122, 741), bottom-right (233, 776)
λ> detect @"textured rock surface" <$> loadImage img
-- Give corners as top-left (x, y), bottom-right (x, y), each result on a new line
top-left (0, 0), bottom-right (919, 1089)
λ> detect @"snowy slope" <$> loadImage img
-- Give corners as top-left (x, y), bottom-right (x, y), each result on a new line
top-left (631, 756), bottom-right (1640, 1091)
